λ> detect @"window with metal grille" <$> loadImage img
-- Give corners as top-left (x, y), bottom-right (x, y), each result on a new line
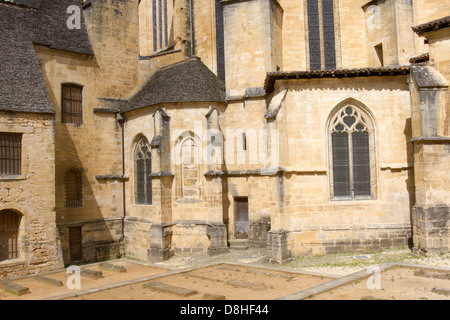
top-left (215, 0), bottom-right (225, 83)
top-left (329, 106), bottom-right (374, 200)
top-left (306, 0), bottom-right (337, 70)
top-left (135, 137), bottom-right (152, 205)
top-left (0, 132), bottom-right (22, 176)
top-left (66, 169), bottom-right (82, 208)
top-left (0, 210), bottom-right (21, 262)
top-left (61, 84), bottom-right (83, 125)
top-left (150, 0), bottom-right (168, 52)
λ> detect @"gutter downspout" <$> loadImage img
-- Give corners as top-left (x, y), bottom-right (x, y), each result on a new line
top-left (117, 114), bottom-right (126, 258)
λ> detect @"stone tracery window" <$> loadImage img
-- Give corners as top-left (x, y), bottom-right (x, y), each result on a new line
top-left (174, 131), bottom-right (201, 200)
top-left (135, 137), bottom-right (152, 205)
top-left (329, 104), bottom-right (376, 200)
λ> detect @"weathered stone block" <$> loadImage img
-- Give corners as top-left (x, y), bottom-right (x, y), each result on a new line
top-left (81, 268), bottom-right (103, 279)
top-left (0, 279), bottom-right (30, 296)
top-left (35, 275), bottom-right (63, 287)
top-left (142, 281), bottom-right (198, 297)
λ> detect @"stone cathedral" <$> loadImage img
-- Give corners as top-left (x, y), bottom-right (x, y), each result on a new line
top-left (0, 0), bottom-right (449, 277)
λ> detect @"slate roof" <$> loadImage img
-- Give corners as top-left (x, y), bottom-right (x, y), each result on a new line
top-left (264, 66), bottom-right (411, 94)
top-left (0, 0), bottom-right (93, 114)
top-left (122, 57), bottom-right (226, 112)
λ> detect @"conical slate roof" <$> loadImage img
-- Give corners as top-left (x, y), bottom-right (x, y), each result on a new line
top-left (122, 57), bottom-right (226, 112)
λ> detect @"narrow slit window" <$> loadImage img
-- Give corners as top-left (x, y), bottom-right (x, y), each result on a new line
top-left (306, 0), bottom-right (337, 70)
top-left (215, 0), bottom-right (225, 83)
top-left (135, 137), bottom-right (152, 205)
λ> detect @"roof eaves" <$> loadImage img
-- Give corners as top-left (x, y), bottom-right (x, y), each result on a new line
top-left (412, 16), bottom-right (450, 35)
top-left (264, 66), bottom-right (411, 94)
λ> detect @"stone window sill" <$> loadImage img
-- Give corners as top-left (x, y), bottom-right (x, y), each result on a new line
top-left (0, 258), bottom-right (26, 268)
top-left (0, 175), bottom-right (26, 181)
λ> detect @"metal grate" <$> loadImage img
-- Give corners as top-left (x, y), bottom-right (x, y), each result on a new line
top-left (136, 138), bottom-right (152, 205)
top-left (332, 132), bottom-right (351, 197)
top-left (158, 0), bottom-right (163, 49)
top-left (330, 106), bottom-right (373, 199)
top-left (0, 133), bottom-right (22, 176)
top-left (322, 0), bottom-right (336, 69)
top-left (307, 0), bottom-right (321, 70)
top-left (0, 210), bottom-right (20, 262)
top-left (352, 131), bottom-right (371, 197)
top-left (152, 0), bottom-right (157, 52)
top-left (66, 169), bottom-right (82, 208)
top-left (164, 0), bottom-right (168, 47)
top-left (62, 84), bottom-right (83, 125)
top-left (215, 0), bottom-right (225, 83)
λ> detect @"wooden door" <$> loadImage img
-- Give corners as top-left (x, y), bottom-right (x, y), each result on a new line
top-left (69, 226), bottom-right (82, 262)
top-left (234, 198), bottom-right (249, 239)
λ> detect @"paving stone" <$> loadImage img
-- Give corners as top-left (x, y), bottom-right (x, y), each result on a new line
top-left (99, 262), bottom-right (127, 273)
top-left (431, 287), bottom-right (450, 296)
top-left (414, 269), bottom-right (450, 280)
top-left (0, 279), bottom-right (30, 296)
top-left (142, 281), bottom-right (198, 297)
top-left (203, 293), bottom-right (226, 300)
top-left (35, 275), bottom-right (63, 287)
top-left (81, 268), bottom-right (103, 279)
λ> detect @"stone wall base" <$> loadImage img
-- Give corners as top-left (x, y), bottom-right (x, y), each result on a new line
top-left (412, 205), bottom-right (449, 255)
top-left (267, 230), bottom-right (291, 263)
top-left (249, 219), bottom-right (271, 248)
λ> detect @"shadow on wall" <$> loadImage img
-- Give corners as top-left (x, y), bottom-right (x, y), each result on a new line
top-left (404, 117), bottom-right (416, 248)
top-left (55, 123), bottom-right (121, 266)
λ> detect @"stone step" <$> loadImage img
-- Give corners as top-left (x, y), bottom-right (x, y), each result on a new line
top-left (229, 239), bottom-right (249, 250)
top-left (35, 275), bottom-right (63, 287)
top-left (0, 279), bottom-right (30, 296)
top-left (142, 281), bottom-right (198, 297)
top-left (99, 262), bottom-right (127, 273)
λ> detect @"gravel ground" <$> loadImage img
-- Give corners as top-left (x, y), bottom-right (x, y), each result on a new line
top-left (155, 247), bottom-right (450, 277)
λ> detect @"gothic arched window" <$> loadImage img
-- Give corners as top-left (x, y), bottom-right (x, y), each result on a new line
top-left (135, 137), bottom-right (152, 205)
top-left (329, 104), bottom-right (376, 200)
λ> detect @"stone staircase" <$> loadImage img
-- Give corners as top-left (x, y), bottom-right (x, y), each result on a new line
top-left (229, 239), bottom-right (249, 250)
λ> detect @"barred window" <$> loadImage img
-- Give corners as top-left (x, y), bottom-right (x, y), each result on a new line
top-left (66, 169), bottom-right (82, 208)
top-left (135, 137), bottom-right (152, 205)
top-left (306, 0), bottom-right (337, 70)
top-left (0, 132), bottom-right (22, 176)
top-left (329, 105), bottom-right (375, 200)
top-left (151, 0), bottom-right (168, 52)
top-left (62, 84), bottom-right (83, 125)
top-left (215, 0), bottom-right (225, 82)
top-left (0, 210), bottom-right (21, 262)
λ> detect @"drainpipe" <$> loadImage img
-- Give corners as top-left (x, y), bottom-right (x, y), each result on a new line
top-left (189, 0), bottom-right (194, 57)
top-left (117, 114), bottom-right (126, 258)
